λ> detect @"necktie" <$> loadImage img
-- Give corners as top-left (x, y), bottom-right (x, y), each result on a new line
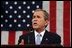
top-left (35, 34), bottom-right (42, 45)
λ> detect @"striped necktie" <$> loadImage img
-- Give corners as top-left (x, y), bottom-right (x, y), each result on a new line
top-left (35, 34), bottom-right (42, 45)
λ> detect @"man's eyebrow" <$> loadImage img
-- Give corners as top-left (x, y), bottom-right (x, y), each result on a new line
top-left (33, 15), bottom-right (35, 16)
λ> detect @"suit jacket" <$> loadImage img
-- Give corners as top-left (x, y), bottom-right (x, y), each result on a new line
top-left (18, 30), bottom-right (62, 47)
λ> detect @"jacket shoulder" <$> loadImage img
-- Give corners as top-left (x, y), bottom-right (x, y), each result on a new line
top-left (46, 30), bottom-right (61, 44)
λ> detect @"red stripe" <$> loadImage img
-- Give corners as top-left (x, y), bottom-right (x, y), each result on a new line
top-left (23, 30), bottom-right (28, 35)
top-left (8, 31), bottom-right (15, 45)
top-left (63, 1), bottom-right (70, 47)
top-left (50, 1), bottom-right (56, 32)
top-left (22, 30), bottom-right (28, 45)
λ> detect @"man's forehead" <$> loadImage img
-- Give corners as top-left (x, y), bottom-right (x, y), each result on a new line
top-left (33, 11), bottom-right (44, 16)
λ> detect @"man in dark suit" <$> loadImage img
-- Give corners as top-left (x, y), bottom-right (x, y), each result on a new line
top-left (18, 9), bottom-right (62, 47)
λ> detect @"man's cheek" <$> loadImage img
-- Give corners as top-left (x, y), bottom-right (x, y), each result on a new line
top-left (33, 24), bottom-right (38, 27)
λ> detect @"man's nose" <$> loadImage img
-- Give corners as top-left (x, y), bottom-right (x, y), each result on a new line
top-left (32, 18), bottom-right (37, 22)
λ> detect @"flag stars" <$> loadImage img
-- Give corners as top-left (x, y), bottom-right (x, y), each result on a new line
top-left (36, 5), bottom-right (39, 8)
top-left (23, 10), bottom-right (26, 13)
top-left (5, 1), bottom-right (8, 5)
top-left (14, 19), bottom-right (17, 23)
top-left (9, 6), bottom-right (13, 9)
top-left (27, 6), bottom-right (30, 9)
top-left (9, 24), bottom-right (12, 27)
top-left (23, 1), bottom-right (26, 5)
top-left (18, 15), bottom-right (21, 18)
top-left (14, 10), bottom-right (17, 14)
top-left (5, 19), bottom-right (8, 22)
top-left (22, 19), bottom-right (26, 23)
top-left (14, 1), bottom-right (17, 5)
top-left (32, 1), bottom-right (35, 4)
top-left (18, 6), bottom-right (21, 9)
top-left (1, 24), bottom-right (3, 27)
top-left (5, 10), bottom-right (8, 14)
top-left (27, 15), bottom-right (30, 18)
top-left (18, 24), bottom-right (21, 27)
top-left (9, 15), bottom-right (12, 18)
top-left (32, 10), bottom-right (34, 13)
top-left (27, 24), bottom-right (30, 27)
top-left (1, 1), bottom-right (42, 30)
top-left (1, 15), bottom-right (3, 18)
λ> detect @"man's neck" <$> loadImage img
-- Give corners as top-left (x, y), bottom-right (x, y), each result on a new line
top-left (35, 28), bottom-right (45, 33)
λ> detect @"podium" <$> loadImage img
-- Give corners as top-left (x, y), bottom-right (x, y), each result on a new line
top-left (1, 44), bottom-right (63, 47)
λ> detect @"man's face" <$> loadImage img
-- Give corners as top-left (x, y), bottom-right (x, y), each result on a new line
top-left (32, 11), bottom-right (48, 30)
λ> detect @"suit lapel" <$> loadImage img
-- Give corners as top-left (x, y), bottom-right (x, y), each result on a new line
top-left (41, 30), bottom-right (49, 44)
top-left (29, 31), bottom-right (35, 44)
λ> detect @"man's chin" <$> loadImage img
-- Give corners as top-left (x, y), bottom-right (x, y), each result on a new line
top-left (33, 27), bottom-right (38, 30)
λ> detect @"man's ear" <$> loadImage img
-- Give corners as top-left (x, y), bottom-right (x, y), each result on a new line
top-left (45, 20), bottom-right (48, 26)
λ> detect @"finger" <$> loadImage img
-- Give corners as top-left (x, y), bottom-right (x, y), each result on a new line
top-left (19, 39), bottom-right (24, 45)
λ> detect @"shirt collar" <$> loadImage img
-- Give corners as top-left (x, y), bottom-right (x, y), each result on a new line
top-left (34, 29), bottom-right (45, 37)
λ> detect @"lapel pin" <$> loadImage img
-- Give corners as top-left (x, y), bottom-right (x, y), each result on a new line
top-left (46, 38), bottom-right (48, 40)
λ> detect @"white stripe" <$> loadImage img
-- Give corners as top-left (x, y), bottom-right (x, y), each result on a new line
top-left (56, 1), bottom-right (63, 45)
top-left (15, 31), bottom-right (23, 45)
top-left (1, 31), bottom-right (9, 45)
top-left (43, 1), bottom-right (50, 31)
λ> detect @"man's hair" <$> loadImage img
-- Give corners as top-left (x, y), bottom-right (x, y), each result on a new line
top-left (34, 9), bottom-right (49, 21)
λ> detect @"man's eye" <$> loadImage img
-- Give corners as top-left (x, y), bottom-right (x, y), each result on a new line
top-left (33, 16), bottom-right (35, 18)
top-left (37, 16), bottom-right (40, 18)
top-left (33, 15), bottom-right (41, 18)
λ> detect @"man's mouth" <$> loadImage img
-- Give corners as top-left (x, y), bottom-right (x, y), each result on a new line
top-left (33, 23), bottom-right (37, 25)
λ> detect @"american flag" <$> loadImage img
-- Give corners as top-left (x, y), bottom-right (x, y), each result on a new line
top-left (1, 1), bottom-right (71, 47)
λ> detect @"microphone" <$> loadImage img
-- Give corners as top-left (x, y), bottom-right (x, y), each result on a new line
top-left (28, 35), bottom-right (30, 44)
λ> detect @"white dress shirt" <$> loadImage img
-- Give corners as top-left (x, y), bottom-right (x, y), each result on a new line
top-left (34, 29), bottom-right (45, 45)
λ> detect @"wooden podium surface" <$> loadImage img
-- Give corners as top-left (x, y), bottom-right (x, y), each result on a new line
top-left (1, 44), bottom-right (63, 47)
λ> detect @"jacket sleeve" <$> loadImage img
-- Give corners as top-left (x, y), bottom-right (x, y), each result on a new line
top-left (18, 35), bottom-right (25, 45)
